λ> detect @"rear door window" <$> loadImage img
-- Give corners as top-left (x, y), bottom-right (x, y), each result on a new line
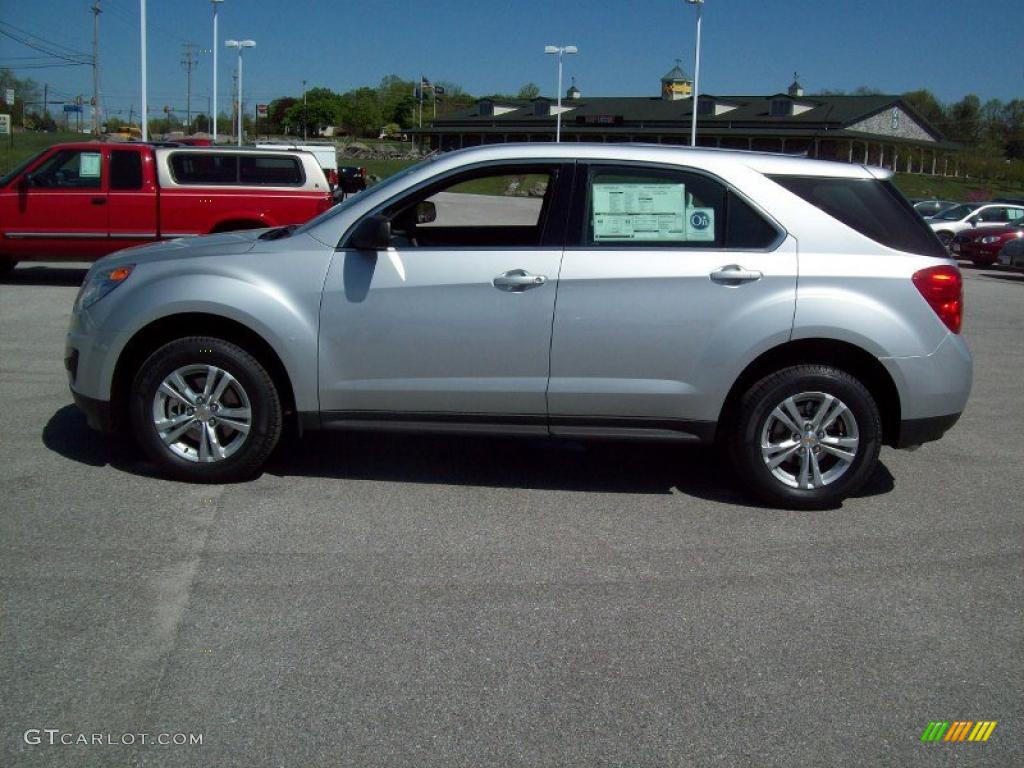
top-left (769, 175), bottom-right (947, 257)
top-left (110, 150), bottom-right (143, 190)
top-left (581, 165), bottom-right (780, 249)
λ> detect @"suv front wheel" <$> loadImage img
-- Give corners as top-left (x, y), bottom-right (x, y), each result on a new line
top-left (130, 336), bottom-right (283, 482)
top-left (729, 365), bottom-right (882, 509)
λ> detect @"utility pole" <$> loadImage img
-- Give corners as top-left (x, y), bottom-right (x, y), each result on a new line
top-left (92, 1), bottom-right (102, 134)
top-left (181, 42), bottom-right (197, 132)
top-left (231, 70), bottom-right (238, 143)
top-left (43, 84), bottom-right (48, 123)
top-left (302, 79), bottom-right (307, 140)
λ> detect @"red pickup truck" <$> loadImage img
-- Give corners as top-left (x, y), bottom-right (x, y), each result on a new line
top-left (0, 142), bottom-right (334, 273)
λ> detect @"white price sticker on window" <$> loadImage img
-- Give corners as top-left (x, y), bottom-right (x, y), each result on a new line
top-left (593, 183), bottom-right (686, 242)
top-left (80, 152), bottom-right (101, 178)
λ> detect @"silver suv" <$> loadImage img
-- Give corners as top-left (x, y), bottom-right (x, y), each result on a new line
top-left (65, 144), bottom-right (972, 508)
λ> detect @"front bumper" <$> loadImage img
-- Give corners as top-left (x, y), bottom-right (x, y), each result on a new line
top-left (72, 390), bottom-right (117, 433)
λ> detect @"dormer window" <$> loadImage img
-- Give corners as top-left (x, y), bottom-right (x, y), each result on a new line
top-left (478, 99), bottom-right (494, 117)
top-left (770, 98), bottom-right (792, 117)
top-left (533, 99), bottom-right (551, 117)
top-left (698, 99), bottom-right (715, 116)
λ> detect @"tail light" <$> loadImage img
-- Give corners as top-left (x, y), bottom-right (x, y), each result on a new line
top-left (359, 167), bottom-right (367, 178)
top-left (912, 265), bottom-right (963, 333)
top-left (326, 169), bottom-right (338, 187)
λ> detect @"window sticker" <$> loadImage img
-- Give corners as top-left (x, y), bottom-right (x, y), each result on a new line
top-left (593, 183), bottom-right (686, 241)
top-left (79, 152), bottom-right (102, 178)
top-left (686, 207), bottom-right (715, 241)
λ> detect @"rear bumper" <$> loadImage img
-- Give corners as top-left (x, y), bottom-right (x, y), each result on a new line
top-left (896, 412), bottom-right (961, 448)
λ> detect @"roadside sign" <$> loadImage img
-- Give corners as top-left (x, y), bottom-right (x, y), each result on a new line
top-left (256, 104), bottom-right (268, 117)
top-left (63, 104), bottom-right (82, 113)
top-left (3, 88), bottom-right (13, 104)
top-left (0, 114), bottom-right (10, 135)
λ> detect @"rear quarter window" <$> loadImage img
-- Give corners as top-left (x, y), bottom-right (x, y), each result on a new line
top-left (769, 175), bottom-right (947, 258)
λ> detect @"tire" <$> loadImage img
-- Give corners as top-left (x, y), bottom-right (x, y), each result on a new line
top-left (130, 336), bottom-right (283, 482)
top-left (728, 365), bottom-right (882, 510)
top-left (0, 257), bottom-right (17, 276)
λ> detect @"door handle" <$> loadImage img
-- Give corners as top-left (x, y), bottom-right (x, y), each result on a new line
top-left (709, 265), bottom-right (762, 285)
top-left (493, 269), bottom-right (547, 291)
top-left (91, 197), bottom-right (107, 206)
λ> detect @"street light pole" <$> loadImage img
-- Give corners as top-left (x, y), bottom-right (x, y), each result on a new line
top-left (140, 0), bottom-right (147, 140)
top-left (544, 44), bottom-right (577, 143)
top-left (687, 0), bottom-right (704, 148)
top-left (212, 0), bottom-right (223, 142)
top-left (225, 39), bottom-right (255, 146)
top-left (302, 79), bottom-right (307, 140)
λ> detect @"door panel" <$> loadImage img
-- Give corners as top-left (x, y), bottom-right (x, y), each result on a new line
top-left (548, 240), bottom-right (797, 425)
top-left (318, 248), bottom-right (561, 416)
top-left (3, 148), bottom-right (109, 260)
top-left (108, 148), bottom-right (158, 245)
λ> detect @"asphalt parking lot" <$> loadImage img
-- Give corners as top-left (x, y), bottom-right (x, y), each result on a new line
top-left (1, 262), bottom-right (1021, 767)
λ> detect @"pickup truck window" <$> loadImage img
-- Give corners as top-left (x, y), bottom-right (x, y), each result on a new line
top-left (239, 155), bottom-right (303, 185)
top-left (110, 150), bottom-right (143, 190)
top-left (169, 153), bottom-right (238, 184)
top-left (169, 152), bottom-right (303, 186)
top-left (31, 149), bottom-right (103, 189)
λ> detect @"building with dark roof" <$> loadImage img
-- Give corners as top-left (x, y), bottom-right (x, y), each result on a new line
top-left (415, 69), bottom-right (958, 175)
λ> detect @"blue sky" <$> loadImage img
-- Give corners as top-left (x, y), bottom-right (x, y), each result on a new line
top-left (3, 0), bottom-right (1021, 121)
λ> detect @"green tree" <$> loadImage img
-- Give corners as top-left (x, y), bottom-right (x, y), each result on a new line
top-left (903, 89), bottom-right (945, 129)
top-left (517, 82), bottom-right (540, 99)
top-left (377, 74), bottom-right (416, 128)
top-left (339, 87), bottom-right (382, 137)
top-left (947, 94), bottom-right (982, 146)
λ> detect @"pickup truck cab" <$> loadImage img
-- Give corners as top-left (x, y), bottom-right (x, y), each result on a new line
top-left (0, 142), bottom-right (333, 273)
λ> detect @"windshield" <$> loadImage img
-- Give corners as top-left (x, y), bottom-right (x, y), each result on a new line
top-left (0, 148), bottom-right (47, 188)
top-left (933, 204), bottom-right (977, 221)
top-left (295, 154), bottom-right (440, 234)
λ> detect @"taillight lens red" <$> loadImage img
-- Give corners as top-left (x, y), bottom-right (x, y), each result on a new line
top-left (326, 169), bottom-right (338, 187)
top-left (912, 265), bottom-right (963, 334)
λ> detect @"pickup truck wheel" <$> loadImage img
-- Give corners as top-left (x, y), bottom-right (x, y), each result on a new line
top-left (729, 365), bottom-right (882, 510)
top-left (130, 336), bottom-right (282, 482)
top-left (0, 257), bottom-right (16, 276)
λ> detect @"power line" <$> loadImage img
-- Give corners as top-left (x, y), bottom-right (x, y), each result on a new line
top-left (0, 28), bottom-right (90, 65)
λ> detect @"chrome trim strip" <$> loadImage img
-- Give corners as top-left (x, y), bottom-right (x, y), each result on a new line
top-left (109, 233), bottom-right (158, 239)
top-left (4, 232), bottom-right (108, 239)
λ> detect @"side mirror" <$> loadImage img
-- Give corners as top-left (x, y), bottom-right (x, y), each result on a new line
top-left (414, 200), bottom-right (437, 224)
top-left (348, 214), bottom-right (391, 251)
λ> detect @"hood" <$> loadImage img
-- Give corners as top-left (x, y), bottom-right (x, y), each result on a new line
top-left (94, 229), bottom-right (267, 270)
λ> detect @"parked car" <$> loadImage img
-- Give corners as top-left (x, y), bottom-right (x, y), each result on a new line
top-left (991, 196), bottom-right (1024, 206)
top-left (928, 202), bottom-right (1024, 246)
top-left (950, 220), bottom-right (1024, 265)
top-left (338, 165), bottom-right (367, 195)
top-left (0, 142), bottom-right (333, 273)
top-left (998, 236), bottom-right (1024, 268)
top-left (912, 199), bottom-right (959, 218)
top-left (255, 141), bottom-right (339, 189)
top-left (65, 144), bottom-right (971, 509)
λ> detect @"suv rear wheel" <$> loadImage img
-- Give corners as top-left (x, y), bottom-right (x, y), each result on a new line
top-left (130, 336), bottom-right (282, 482)
top-left (729, 365), bottom-right (882, 509)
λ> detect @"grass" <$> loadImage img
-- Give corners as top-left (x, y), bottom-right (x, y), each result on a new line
top-left (0, 131), bottom-right (87, 175)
